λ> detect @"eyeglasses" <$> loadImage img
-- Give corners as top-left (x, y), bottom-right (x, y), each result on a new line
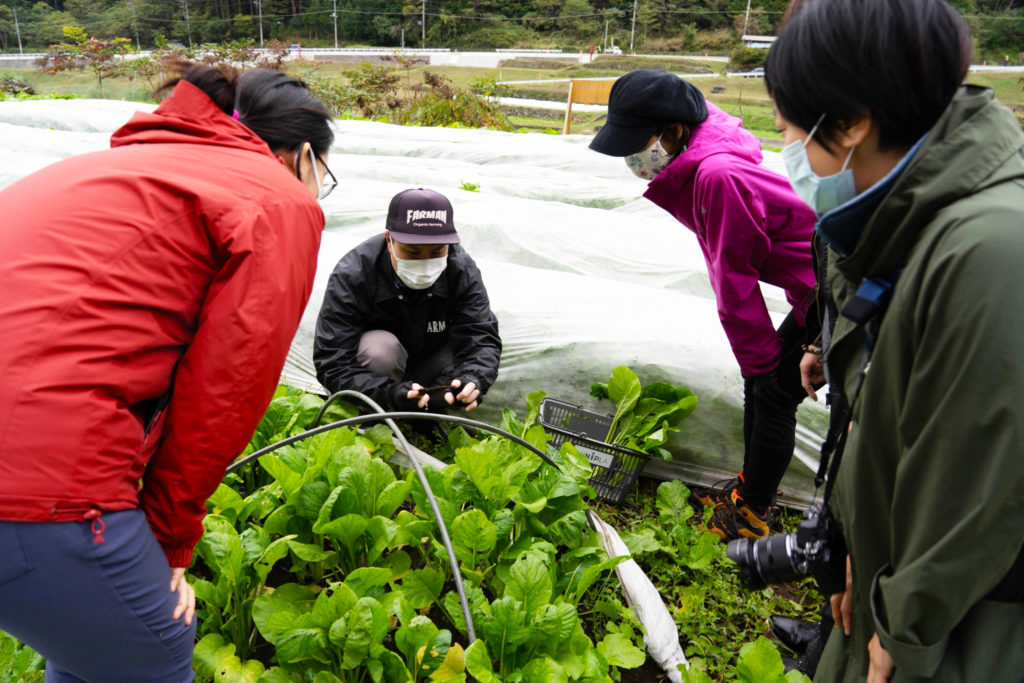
top-left (294, 143), bottom-right (338, 201)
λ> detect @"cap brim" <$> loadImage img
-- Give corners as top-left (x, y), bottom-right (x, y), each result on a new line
top-left (389, 231), bottom-right (460, 245)
top-left (589, 122), bottom-right (658, 157)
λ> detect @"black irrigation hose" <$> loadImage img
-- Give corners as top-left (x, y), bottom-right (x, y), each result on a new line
top-left (225, 411), bottom-right (562, 475)
top-left (224, 393), bottom-right (477, 643)
top-left (311, 391), bottom-right (562, 470)
top-left (224, 391), bottom-right (570, 648)
top-left (224, 391), bottom-right (567, 649)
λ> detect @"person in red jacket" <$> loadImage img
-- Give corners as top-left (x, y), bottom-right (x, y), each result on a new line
top-left (0, 62), bottom-right (334, 681)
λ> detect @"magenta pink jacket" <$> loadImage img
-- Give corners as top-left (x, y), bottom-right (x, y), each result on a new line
top-left (643, 103), bottom-right (816, 376)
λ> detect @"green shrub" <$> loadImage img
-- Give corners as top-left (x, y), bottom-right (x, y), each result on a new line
top-left (0, 73), bottom-right (35, 96)
top-left (728, 46), bottom-right (769, 71)
top-left (398, 72), bottom-right (512, 130)
top-left (692, 28), bottom-right (740, 53)
top-left (305, 65), bottom-right (511, 131)
top-left (469, 73), bottom-right (516, 99)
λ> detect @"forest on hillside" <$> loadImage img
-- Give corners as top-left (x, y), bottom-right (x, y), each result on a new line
top-left (0, 0), bottom-right (1022, 58)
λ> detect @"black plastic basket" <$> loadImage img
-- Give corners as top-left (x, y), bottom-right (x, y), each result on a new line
top-left (538, 397), bottom-right (650, 505)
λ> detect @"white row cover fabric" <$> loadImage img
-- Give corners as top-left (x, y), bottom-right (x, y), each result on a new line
top-left (0, 98), bottom-right (825, 498)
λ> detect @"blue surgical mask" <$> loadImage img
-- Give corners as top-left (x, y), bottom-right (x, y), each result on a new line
top-left (782, 114), bottom-right (857, 215)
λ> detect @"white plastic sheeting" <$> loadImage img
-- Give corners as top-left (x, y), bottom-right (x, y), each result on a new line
top-left (0, 98), bottom-right (825, 498)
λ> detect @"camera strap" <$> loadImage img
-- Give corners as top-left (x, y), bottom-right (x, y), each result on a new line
top-left (817, 271), bottom-right (900, 506)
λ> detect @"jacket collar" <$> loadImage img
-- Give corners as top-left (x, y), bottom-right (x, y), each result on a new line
top-left (830, 86), bottom-right (1024, 283)
top-left (816, 132), bottom-right (929, 258)
top-left (109, 80), bottom-right (276, 161)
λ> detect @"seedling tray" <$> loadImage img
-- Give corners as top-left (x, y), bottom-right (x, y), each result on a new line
top-left (538, 397), bottom-right (650, 505)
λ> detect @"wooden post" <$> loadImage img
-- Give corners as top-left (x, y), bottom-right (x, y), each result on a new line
top-left (563, 80), bottom-right (575, 135)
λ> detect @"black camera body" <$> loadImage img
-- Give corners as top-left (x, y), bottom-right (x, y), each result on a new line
top-left (726, 503), bottom-right (847, 595)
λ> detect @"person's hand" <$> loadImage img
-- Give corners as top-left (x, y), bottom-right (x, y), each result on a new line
top-left (830, 554), bottom-right (853, 636)
top-left (444, 378), bottom-right (481, 412)
top-left (867, 633), bottom-right (895, 682)
top-left (388, 381), bottom-right (430, 411)
top-left (800, 350), bottom-right (826, 400)
top-left (170, 567), bottom-right (195, 626)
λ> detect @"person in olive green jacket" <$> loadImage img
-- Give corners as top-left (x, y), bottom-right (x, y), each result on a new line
top-left (766, 0), bottom-right (1024, 681)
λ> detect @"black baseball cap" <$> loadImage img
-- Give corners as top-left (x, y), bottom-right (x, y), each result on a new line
top-left (589, 69), bottom-right (709, 157)
top-left (385, 188), bottom-right (460, 245)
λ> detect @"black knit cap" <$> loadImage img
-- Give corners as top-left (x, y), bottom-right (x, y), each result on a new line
top-left (589, 69), bottom-right (709, 157)
top-left (385, 188), bottom-right (459, 245)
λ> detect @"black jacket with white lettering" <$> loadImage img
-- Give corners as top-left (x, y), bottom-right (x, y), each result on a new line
top-left (313, 233), bottom-right (501, 406)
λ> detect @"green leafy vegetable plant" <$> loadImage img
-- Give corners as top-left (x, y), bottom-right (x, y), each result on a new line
top-left (188, 386), bottom-right (646, 682)
top-left (0, 632), bottom-right (44, 683)
top-left (590, 366), bottom-right (698, 459)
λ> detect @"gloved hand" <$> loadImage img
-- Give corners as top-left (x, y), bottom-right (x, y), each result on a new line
top-left (387, 381), bottom-right (430, 411)
top-left (443, 377), bottom-right (482, 412)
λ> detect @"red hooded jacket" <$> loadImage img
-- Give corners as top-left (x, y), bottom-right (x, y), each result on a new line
top-left (0, 81), bottom-right (324, 566)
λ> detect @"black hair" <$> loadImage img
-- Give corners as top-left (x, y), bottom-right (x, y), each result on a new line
top-left (765, 0), bottom-right (972, 152)
top-left (656, 124), bottom-right (693, 157)
top-left (156, 61), bottom-right (334, 157)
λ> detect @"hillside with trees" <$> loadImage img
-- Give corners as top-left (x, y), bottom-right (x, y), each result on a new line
top-left (0, 0), bottom-right (1022, 60)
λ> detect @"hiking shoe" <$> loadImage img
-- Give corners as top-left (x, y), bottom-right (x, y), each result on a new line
top-left (688, 473), bottom-right (744, 521)
top-left (705, 490), bottom-right (773, 541)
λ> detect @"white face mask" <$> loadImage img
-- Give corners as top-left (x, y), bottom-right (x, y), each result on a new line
top-left (782, 114), bottom-right (857, 215)
top-left (625, 135), bottom-right (677, 181)
top-left (390, 240), bottom-right (447, 290)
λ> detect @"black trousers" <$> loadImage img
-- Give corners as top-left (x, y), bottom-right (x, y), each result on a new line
top-left (739, 311), bottom-right (808, 509)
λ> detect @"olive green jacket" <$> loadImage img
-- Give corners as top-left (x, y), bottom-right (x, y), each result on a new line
top-left (814, 86), bottom-right (1024, 682)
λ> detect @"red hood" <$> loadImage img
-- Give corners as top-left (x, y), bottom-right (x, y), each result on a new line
top-left (110, 80), bottom-right (276, 161)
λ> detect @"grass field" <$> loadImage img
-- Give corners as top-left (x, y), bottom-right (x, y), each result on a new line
top-left (4, 54), bottom-right (1022, 144)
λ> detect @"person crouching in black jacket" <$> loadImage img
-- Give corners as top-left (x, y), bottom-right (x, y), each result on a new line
top-left (314, 188), bottom-right (501, 414)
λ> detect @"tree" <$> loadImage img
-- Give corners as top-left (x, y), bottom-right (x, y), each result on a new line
top-left (0, 5), bottom-right (14, 51)
top-left (733, 7), bottom-right (769, 36)
top-left (43, 25), bottom-right (131, 98)
top-left (27, 1), bottom-right (78, 46)
top-left (230, 13), bottom-right (254, 40)
top-left (559, 0), bottom-right (599, 40)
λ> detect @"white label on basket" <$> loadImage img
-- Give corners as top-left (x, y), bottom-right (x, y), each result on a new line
top-left (576, 445), bottom-right (614, 469)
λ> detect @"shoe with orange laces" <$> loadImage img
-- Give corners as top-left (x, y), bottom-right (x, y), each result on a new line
top-left (705, 489), bottom-right (773, 541)
top-left (688, 472), bottom-right (745, 521)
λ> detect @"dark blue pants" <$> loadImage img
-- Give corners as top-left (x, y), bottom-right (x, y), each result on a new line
top-left (0, 509), bottom-right (195, 682)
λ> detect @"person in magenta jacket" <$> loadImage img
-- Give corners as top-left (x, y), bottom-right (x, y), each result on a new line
top-left (0, 63), bottom-right (334, 681)
top-left (590, 69), bottom-right (817, 540)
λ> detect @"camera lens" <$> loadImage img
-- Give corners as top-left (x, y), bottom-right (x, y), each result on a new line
top-left (726, 532), bottom-right (805, 589)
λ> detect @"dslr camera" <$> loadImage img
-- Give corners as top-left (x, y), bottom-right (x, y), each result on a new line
top-left (726, 503), bottom-right (847, 595)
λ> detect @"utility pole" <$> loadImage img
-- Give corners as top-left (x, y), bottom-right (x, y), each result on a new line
top-left (742, 0), bottom-right (752, 37)
top-left (13, 5), bottom-right (23, 55)
top-left (332, 0), bottom-right (338, 48)
top-left (421, 0), bottom-right (425, 48)
top-left (603, 20), bottom-right (608, 52)
top-left (401, 27), bottom-right (405, 49)
top-left (181, 0), bottom-right (192, 48)
top-left (256, 0), bottom-right (264, 48)
top-left (629, 0), bottom-right (637, 54)
top-left (126, 0), bottom-right (141, 50)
